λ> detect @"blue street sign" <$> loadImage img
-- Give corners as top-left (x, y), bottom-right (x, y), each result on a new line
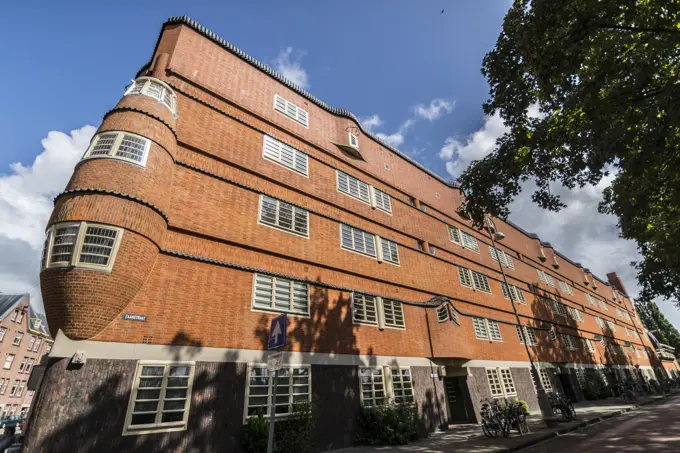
top-left (268, 313), bottom-right (287, 350)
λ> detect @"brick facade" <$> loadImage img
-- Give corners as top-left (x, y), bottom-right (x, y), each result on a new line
top-left (28, 16), bottom-right (675, 452)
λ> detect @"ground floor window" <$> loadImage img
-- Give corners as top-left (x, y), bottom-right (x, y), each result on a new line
top-left (245, 365), bottom-right (311, 418)
top-left (486, 367), bottom-right (517, 397)
top-left (391, 368), bottom-right (414, 404)
top-left (538, 368), bottom-right (553, 392)
top-left (359, 367), bottom-right (386, 407)
top-left (124, 362), bottom-right (195, 435)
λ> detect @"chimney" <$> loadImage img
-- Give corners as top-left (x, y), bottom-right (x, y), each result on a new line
top-left (607, 272), bottom-right (629, 297)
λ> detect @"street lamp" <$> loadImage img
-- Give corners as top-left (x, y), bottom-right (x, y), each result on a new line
top-left (485, 215), bottom-right (557, 426)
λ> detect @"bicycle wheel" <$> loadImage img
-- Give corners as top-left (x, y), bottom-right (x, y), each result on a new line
top-left (483, 420), bottom-right (498, 438)
top-left (501, 416), bottom-right (511, 437)
top-left (568, 402), bottom-right (576, 420)
top-left (516, 412), bottom-right (529, 435)
top-left (482, 421), bottom-right (493, 438)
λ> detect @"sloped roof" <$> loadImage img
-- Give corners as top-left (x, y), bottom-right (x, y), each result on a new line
top-left (0, 295), bottom-right (27, 321)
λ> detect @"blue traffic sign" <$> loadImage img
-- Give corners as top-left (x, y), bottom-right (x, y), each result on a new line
top-left (268, 313), bottom-right (287, 350)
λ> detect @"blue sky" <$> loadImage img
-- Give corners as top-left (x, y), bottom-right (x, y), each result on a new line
top-left (2, 1), bottom-right (680, 329)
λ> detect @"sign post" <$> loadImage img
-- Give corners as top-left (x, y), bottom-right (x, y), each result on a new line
top-left (266, 314), bottom-right (287, 453)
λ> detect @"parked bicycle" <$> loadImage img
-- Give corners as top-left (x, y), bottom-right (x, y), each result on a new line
top-left (480, 398), bottom-right (503, 438)
top-left (615, 382), bottom-right (637, 403)
top-left (479, 397), bottom-right (529, 438)
top-left (549, 392), bottom-right (576, 421)
top-left (501, 398), bottom-right (529, 437)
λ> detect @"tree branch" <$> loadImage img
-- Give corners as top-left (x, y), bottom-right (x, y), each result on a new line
top-left (597, 24), bottom-right (680, 35)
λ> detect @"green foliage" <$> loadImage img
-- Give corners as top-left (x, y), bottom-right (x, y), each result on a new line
top-left (242, 402), bottom-right (316, 453)
top-left (636, 300), bottom-right (680, 358)
top-left (356, 401), bottom-right (421, 446)
top-left (581, 375), bottom-right (609, 400)
top-left (457, 0), bottom-right (680, 303)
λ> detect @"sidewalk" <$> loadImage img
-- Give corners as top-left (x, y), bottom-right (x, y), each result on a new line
top-left (334, 392), bottom-right (679, 453)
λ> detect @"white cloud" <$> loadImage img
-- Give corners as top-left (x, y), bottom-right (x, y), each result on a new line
top-left (440, 113), bottom-right (508, 178)
top-left (376, 119), bottom-right (415, 148)
top-left (439, 110), bottom-right (680, 330)
top-left (273, 47), bottom-right (310, 89)
top-left (414, 98), bottom-right (455, 121)
top-left (360, 114), bottom-right (383, 132)
top-left (0, 125), bottom-right (96, 312)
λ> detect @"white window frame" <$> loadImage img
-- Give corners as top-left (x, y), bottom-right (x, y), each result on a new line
top-left (558, 280), bottom-right (573, 295)
top-left (273, 94), bottom-right (309, 127)
top-left (606, 320), bottom-right (617, 332)
top-left (358, 367), bottom-right (386, 407)
top-left (539, 368), bottom-right (553, 392)
top-left (340, 224), bottom-right (376, 258)
top-left (123, 361), bottom-right (195, 435)
top-left (599, 300), bottom-right (609, 312)
top-left (352, 294), bottom-right (405, 330)
top-left (244, 364), bottom-right (311, 420)
top-left (583, 338), bottom-right (595, 353)
top-left (125, 77), bottom-right (178, 115)
top-left (585, 294), bottom-right (596, 306)
top-left (458, 267), bottom-right (491, 293)
top-left (489, 246), bottom-right (514, 269)
top-left (547, 299), bottom-right (565, 317)
top-left (486, 368), bottom-right (516, 398)
top-left (501, 283), bottom-right (526, 304)
top-left (12, 333), bottom-right (22, 346)
top-left (473, 318), bottom-right (502, 341)
top-left (258, 195), bottom-right (309, 238)
top-left (378, 237), bottom-right (400, 266)
top-left (382, 299), bottom-right (405, 329)
top-left (352, 293), bottom-right (378, 326)
top-left (516, 325), bottom-right (538, 346)
top-left (251, 274), bottom-right (310, 317)
top-left (461, 231), bottom-right (480, 252)
top-left (447, 225), bottom-right (462, 244)
top-left (562, 334), bottom-right (578, 351)
top-left (82, 131), bottom-right (151, 167)
top-left (3, 355), bottom-right (14, 370)
top-left (568, 306), bottom-right (584, 322)
top-left (437, 304), bottom-right (450, 322)
top-left (595, 316), bottom-right (606, 329)
top-left (391, 367), bottom-right (414, 404)
top-left (262, 135), bottom-right (309, 176)
top-left (537, 269), bottom-right (555, 286)
top-left (372, 187), bottom-right (392, 214)
top-left (336, 171), bottom-right (371, 205)
top-left (348, 132), bottom-right (359, 149)
top-left (41, 222), bottom-right (124, 272)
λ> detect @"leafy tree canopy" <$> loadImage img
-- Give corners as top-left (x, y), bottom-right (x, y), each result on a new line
top-left (458, 0), bottom-right (680, 303)
top-left (635, 300), bottom-right (680, 358)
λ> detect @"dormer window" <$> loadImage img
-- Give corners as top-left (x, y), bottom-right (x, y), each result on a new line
top-left (125, 77), bottom-right (177, 115)
top-left (349, 132), bottom-right (359, 149)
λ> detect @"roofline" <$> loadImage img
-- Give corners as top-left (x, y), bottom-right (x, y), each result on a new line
top-left (138, 16), bottom-right (628, 301)
top-left (139, 16), bottom-right (459, 190)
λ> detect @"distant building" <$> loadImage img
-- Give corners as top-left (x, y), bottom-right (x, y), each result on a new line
top-left (0, 295), bottom-right (52, 419)
top-left (25, 16), bottom-right (678, 453)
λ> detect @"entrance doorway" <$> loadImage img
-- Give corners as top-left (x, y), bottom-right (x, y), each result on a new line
top-left (444, 377), bottom-right (469, 423)
top-left (557, 371), bottom-right (578, 402)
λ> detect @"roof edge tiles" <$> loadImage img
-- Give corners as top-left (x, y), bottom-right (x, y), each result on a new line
top-left (139, 16), bottom-right (458, 190)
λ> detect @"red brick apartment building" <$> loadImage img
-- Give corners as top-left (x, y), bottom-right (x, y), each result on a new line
top-left (26, 16), bottom-right (680, 452)
top-left (0, 295), bottom-right (52, 420)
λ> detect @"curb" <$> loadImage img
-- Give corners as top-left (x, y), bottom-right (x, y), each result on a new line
top-left (501, 393), bottom-right (676, 452)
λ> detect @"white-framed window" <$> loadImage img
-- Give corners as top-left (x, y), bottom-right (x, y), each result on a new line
top-left (489, 246), bottom-right (514, 269)
top-left (0, 380), bottom-right (6, 394)
top-left (458, 267), bottom-right (491, 292)
top-left (0, 328), bottom-right (6, 342)
top-left (562, 334), bottom-right (578, 351)
top-left (373, 188), bottom-right (392, 214)
top-left (337, 170), bottom-right (371, 204)
top-left (539, 368), bottom-right (553, 392)
top-left (599, 300), bottom-right (609, 312)
top-left (437, 304), bottom-right (450, 322)
top-left (461, 231), bottom-right (480, 252)
top-left (383, 300), bottom-right (405, 328)
top-left (16, 312), bottom-right (23, 323)
top-left (82, 131), bottom-right (151, 167)
top-left (258, 195), bottom-right (309, 237)
top-left (501, 283), bottom-right (526, 304)
top-left (625, 327), bottom-right (632, 337)
top-left (18, 358), bottom-right (27, 373)
top-left (419, 203), bottom-right (428, 213)
top-left (3, 355), bottom-right (13, 370)
top-left (124, 362), bottom-right (194, 435)
top-left (391, 368), bottom-right (414, 404)
top-left (33, 338), bottom-right (41, 352)
top-left (359, 367), bottom-right (385, 407)
top-left (379, 237), bottom-right (400, 265)
top-left (568, 306), bottom-right (584, 322)
top-left (606, 321), bottom-right (616, 332)
top-left (537, 269), bottom-right (555, 286)
top-left (340, 224), bottom-right (376, 258)
top-left (447, 225), bottom-right (462, 244)
top-left (9, 381), bottom-right (18, 397)
top-left (16, 381), bottom-right (24, 397)
top-left (486, 368), bottom-right (516, 397)
top-left (27, 336), bottom-right (35, 351)
top-left (585, 294), bottom-right (597, 306)
top-left (595, 316), bottom-right (605, 329)
top-left (516, 325), bottom-right (538, 346)
top-left (473, 318), bottom-right (502, 341)
top-left (262, 135), bottom-right (309, 176)
top-left (575, 368), bottom-right (586, 385)
top-left (252, 274), bottom-right (309, 316)
top-left (348, 132), bottom-right (359, 149)
top-left (245, 365), bottom-right (311, 418)
top-left (274, 94), bottom-right (308, 127)
top-left (547, 299), bottom-right (565, 316)
top-left (558, 280), bottom-right (573, 295)
top-left (41, 222), bottom-right (123, 272)
top-left (583, 338), bottom-right (595, 353)
top-left (125, 77), bottom-right (178, 115)
top-left (12, 333), bottom-right (22, 346)
top-left (352, 293), bottom-right (378, 325)
top-left (549, 327), bottom-right (558, 341)
top-left (25, 358), bottom-right (34, 375)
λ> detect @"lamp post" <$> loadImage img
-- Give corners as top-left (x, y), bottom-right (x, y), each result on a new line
top-left (484, 215), bottom-right (557, 426)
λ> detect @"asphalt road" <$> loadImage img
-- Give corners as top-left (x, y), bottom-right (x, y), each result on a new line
top-left (520, 395), bottom-right (680, 453)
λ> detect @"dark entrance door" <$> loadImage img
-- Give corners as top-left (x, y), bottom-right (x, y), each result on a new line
top-left (558, 372), bottom-right (578, 402)
top-left (444, 377), bottom-right (468, 423)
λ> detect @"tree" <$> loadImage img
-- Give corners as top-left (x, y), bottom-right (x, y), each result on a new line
top-left (635, 300), bottom-right (680, 359)
top-left (457, 0), bottom-right (680, 303)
